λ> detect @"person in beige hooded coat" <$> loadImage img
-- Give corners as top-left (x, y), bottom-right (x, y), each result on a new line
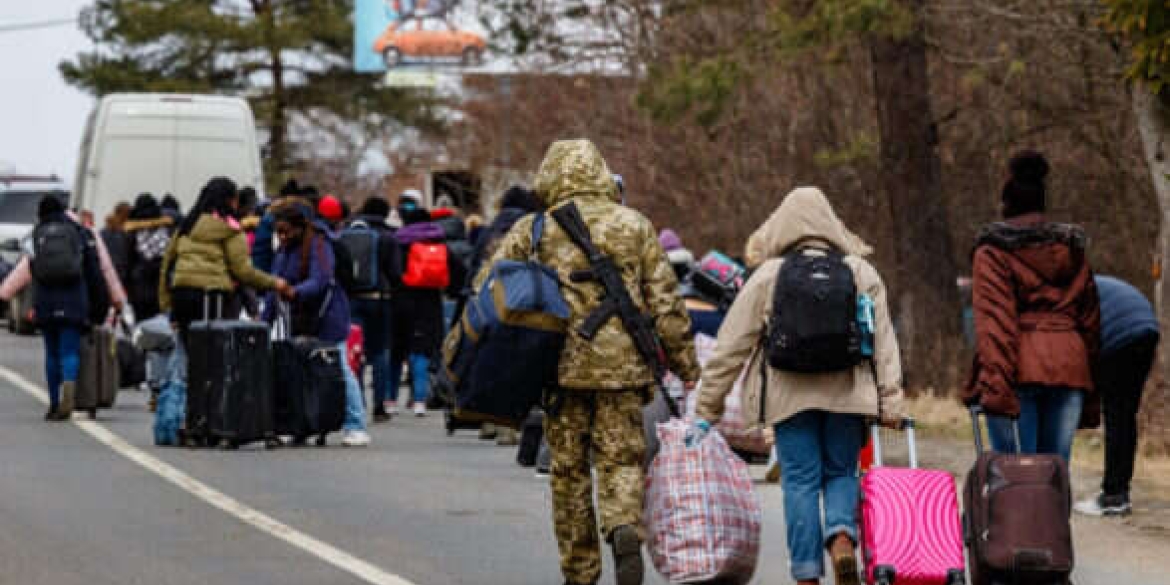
top-left (693, 187), bottom-right (904, 585)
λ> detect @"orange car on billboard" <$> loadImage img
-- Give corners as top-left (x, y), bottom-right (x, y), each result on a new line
top-left (373, 17), bottom-right (486, 68)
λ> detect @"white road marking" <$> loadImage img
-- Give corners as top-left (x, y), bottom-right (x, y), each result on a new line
top-left (0, 366), bottom-right (417, 585)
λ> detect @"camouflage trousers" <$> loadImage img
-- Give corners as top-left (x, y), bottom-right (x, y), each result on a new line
top-left (546, 390), bottom-right (647, 585)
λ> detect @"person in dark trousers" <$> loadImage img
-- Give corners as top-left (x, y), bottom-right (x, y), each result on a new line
top-left (1075, 275), bottom-right (1160, 517)
top-left (100, 201), bottom-right (132, 289)
top-left (962, 151), bottom-right (1100, 463)
top-left (30, 195), bottom-right (107, 421)
top-left (391, 203), bottom-right (467, 417)
top-left (263, 204), bottom-right (371, 447)
top-left (345, 197), bottom-right (402, 423)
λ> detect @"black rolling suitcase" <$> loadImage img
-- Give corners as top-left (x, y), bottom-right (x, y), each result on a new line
top-left (271, 302), bottom-right (347, 446)
top-left (517, 409), bottom-right (545, 467)
top-left (186, 295), bottom-right (275, 448)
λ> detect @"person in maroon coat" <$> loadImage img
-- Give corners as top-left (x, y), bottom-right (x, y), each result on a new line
top-left (963, 151), bottom-right (1101, 462)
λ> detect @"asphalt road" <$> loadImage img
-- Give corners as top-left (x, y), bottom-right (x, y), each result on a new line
top-left (0, 330), bottom-right (1164, 585)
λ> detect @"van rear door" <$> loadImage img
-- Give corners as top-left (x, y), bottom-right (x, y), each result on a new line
top-left (173, 100), bottom-right (259, 201)
top-left (90, 99), bottom-right (177, 218)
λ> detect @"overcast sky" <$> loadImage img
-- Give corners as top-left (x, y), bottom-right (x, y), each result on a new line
top-left (0, 1), bottom-right (93, 184)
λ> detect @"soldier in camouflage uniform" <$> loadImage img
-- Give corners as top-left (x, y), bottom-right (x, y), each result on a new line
top-left (485, 140), bottom-right (700, 585)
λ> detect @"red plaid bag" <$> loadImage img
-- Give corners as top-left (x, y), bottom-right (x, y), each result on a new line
top-left (645, 420), bottom-right (761, 584)
top-left (685, 335), bottom-right (773, 455)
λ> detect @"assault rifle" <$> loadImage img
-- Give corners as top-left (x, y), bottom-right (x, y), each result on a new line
top-left (550, 203), bottom-right (678, 416)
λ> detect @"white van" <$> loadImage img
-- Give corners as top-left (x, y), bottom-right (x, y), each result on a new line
top-left (73, 93), bottom-right (264, 222)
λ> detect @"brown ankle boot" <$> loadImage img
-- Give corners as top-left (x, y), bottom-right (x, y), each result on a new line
top-left (829, 534), bottom-right (859, 585)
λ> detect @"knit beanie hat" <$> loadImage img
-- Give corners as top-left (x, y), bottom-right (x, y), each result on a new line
top-left (1001, 150), bottom-right (1049, 218)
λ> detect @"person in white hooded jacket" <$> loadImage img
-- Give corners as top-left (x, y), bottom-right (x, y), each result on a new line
top-left (690, 187), bottom-right (905, 585)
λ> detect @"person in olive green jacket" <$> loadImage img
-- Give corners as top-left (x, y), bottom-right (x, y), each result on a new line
top-left (159, 177), bottom-right (291, 334)
top-left (483, 140), bottom-right (700, 585)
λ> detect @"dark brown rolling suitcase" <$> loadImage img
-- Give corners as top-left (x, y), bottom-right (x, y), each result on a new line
top-left (75, 324), bottom-right (119, 417)
top-left (964, 406), bottom-right (1073, 585)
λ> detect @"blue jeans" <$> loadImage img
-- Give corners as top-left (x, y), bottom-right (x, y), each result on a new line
top-left (42, 325), bottom-right (83, 409)
top-left (337, 341), bottom-right (367, 432)
top-left (988, 385), bottom-right (1083, 462)
top-left (774, 410), bottom-right (868, 581)
top-left (350, 298), bottom-right (392, 408)
top-left (389, 353), bottom-right (430, 404)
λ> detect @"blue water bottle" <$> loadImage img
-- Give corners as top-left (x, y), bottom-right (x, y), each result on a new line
top-left (857, 294), bottom-right (876, 357)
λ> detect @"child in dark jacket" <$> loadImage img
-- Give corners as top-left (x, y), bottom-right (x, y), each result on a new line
top-left (264, 204), bottom-right (370, 447)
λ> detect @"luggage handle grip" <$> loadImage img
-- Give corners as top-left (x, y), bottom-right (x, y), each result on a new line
top-left (968, 405), bottom-right (1021, 455)
top-left (868, 417), bottom-right (917, 469)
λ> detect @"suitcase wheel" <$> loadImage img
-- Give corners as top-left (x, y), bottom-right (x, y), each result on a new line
top-left (292, 436), bottom-right (308, 447)
top-left (223, 440), bottom-right (240, 451)
top-left (946, 569), bottom-right (966, 585)
top-left (873, 565), bottom-right (895, 585)
top-left (88, 408), bottom-right (98, 420)
top-left (316, 434), bottom-right (328, 447)
top-left (264, 438), bottom-right (282, 450)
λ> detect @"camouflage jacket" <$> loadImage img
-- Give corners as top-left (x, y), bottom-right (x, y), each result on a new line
top-left (484, 140), bottom-right (699, 390)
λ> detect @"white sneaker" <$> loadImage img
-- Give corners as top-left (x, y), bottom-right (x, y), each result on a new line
top-left (413, 402), bottom-right (427, 417)
top-left (1074, 492), bottom-right (1131, 517)
top-left (341, 430), bottom-right (371, 447)
top-left (385, 400), bottom-right (400, 415)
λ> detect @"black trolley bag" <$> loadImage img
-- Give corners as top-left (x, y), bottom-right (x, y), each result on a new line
top-left (186, 294), bottom-right (275, 449)
top-left (271, 300), bottom-right (347, 446)
top-left (965, 406), bottom-right (1074, 585)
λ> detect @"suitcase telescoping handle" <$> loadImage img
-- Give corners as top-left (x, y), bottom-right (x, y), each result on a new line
top-left (968, 405), bottom-right (1022, 455)
top-left (868, 417), bottom-right (917, 469)
top-left (273, 299), bottom-right (292, 341)
top-left (202, 293), bottom-right (224, 321)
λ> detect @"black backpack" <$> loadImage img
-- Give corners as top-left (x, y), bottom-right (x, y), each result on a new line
top-left (31, 220), bottom-right (85, 286)
top-left (338, 221), bottom-right (381, 292)
top-left (328, 236), bottom-right (358, 294)
top-left (764, 248), bottom-right (863, 373)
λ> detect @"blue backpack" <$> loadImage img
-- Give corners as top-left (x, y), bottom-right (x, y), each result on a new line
top-left (442, 215), bottom-right (570, 427)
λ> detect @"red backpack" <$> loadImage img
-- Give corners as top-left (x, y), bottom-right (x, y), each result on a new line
top-left (403, 242), bottom-right (450, 289)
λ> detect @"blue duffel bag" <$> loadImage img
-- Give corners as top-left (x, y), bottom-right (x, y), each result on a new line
top-left (442, 214), bottom-right (569, 428)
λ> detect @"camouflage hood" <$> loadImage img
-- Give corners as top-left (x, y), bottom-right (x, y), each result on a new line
top-left (533, 140), bottom-right (619, 208)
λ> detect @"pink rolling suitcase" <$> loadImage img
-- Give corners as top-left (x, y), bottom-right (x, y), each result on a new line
top-left (859, 419), bottom-right (966, 585)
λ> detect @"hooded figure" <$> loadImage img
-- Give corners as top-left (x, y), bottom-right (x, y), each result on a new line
top-left (480, 139), bottom-right (699, 585)
top-left (694, 187), bottom-right (903, 584)
top-left (963, 151), bottom-right (1099, 463)
top-left (695, 187), bottom-right (901, 427)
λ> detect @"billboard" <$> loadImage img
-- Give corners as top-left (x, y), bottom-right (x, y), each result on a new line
top-left (354, 0), bottom-right (489, 74)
